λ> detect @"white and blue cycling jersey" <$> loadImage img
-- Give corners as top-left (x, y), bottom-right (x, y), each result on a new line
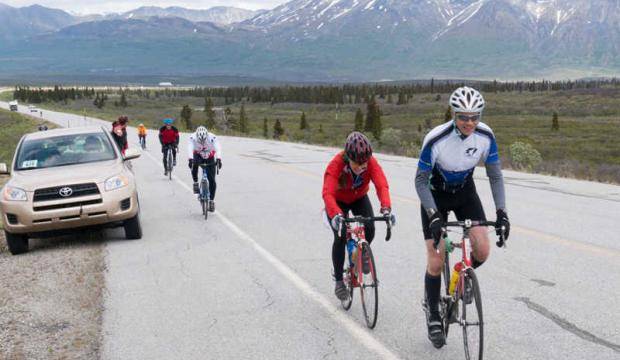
top-left (418, 121), bottom-right (499, 192)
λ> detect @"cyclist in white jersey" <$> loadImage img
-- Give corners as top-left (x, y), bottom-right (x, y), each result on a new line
top-left (415, 87), bottom-right (510, 348)
top-left (188, 126), bottom-right (222, 212)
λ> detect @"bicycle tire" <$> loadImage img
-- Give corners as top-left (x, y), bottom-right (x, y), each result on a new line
top-left (167, 150), bottom-right (173, 181)
top-left (442, 254), bottom-right (452, 338)
top-left (358, 243), bottom-right (378, 329)
top-left (341, 268), bottom-right (353, 311)
top-left (461, 268), bottom-right (483, 360)
top-left (202, 179), bottom-right (209, 220)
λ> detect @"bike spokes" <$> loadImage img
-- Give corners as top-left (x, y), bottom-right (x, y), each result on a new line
top-left (340, 268), bottom-right (353, 311)
top-left (461, 268), bottom-right (483, 360)
top-left (358, 243), bottom-right (378, 329)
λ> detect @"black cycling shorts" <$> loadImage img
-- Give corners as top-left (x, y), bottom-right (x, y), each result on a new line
top-left (421, 188), bottom-right (486, 240)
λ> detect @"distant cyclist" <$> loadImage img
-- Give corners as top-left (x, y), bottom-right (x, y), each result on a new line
top-left (137, 123), bottom-right (147, 148)
top-left (188, 126), bottom-right (222, 212)
top-left (159, 118), bottom-right (179, 176)
top-left (415, 86), bottom-right (510, 348)
top-left (322, 131), bottom-right (395, 301)
top-left (112, 116), bottom-right (128, 155)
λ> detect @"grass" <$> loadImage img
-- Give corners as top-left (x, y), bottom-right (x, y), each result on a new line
top-left (0, 109), bottom-right (56, 168)
top-left (19, 88), bottom-right (620, 183)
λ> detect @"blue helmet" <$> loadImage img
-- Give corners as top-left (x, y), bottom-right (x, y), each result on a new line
top-left (163, 118), bottom-right (174, 125)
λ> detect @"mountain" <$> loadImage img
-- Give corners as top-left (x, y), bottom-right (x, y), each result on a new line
top-left (0, 3), bottom-right (77, 39)
top-left (0, 0), bottom-right (619, 82)
top-left (118, 6), bottom-right (261, 24)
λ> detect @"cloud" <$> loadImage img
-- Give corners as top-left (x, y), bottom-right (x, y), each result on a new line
top-left (1, 0), bottom-right (287, 14)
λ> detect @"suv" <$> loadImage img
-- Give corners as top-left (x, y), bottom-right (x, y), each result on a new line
top-left (0, 126), bottom-right (142, 255)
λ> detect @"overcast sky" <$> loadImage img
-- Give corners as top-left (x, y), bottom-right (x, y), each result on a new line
top-left (1, 1), bottom-right (289, 14)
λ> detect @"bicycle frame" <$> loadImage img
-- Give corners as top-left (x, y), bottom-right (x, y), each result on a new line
top-left (199, 163), bottom-right (212, 202)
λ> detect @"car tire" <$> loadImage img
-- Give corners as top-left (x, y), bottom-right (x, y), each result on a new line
top-left (5, 230), bottom-right (29, 255)
top-left (123, 213), bottom-right (142, 240)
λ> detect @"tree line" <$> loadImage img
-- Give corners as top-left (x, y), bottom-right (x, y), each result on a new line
top-left (13, 78), bottom-right (620, 105)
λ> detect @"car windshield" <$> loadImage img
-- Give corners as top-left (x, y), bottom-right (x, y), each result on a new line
top-left (15, 132), bottom-right (117, 170)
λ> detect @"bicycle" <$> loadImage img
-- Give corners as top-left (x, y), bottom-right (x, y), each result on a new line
top-left (423, 219), bottom-right (504, 360)
top-left (163, 144), bottom-right (175, 180)
top-left (197, 160), bottom-right (218, 220)
top-left (139, 136), bottom-right (146, 150)
top-left (339, 215), bottom-right (392, 329)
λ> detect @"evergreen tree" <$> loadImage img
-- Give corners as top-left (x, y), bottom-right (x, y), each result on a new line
top-left (365, 97), bottom-right (382, 139)
top-left (120, 92), bottom-right (128, 107)
top-left (444, 106), bottom-right (452, 122)
top-left (263, 118), bottom-right (269, 138)
top-left (387, 93), bottom-right (393, 104)
top-left (319, 124), bottom-right (324, 133)
top-left (354, 108), bottom-right (364, 131)
top-left (552, 111), bottom-right (560, 131)
top-left (239, 103), bottom-right (249, 134)
top-left (299, 111), bottom-right (308, 130)
top-left (180, 105), bottom-right (193, 130)
top-left (225, 107), bottom-right (238, 131)
top-left (273, 119), bottom-right (285, 139)
top-left (204, 97), bottom-right (216, 129)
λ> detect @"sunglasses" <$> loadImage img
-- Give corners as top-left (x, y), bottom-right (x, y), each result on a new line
top-left (456, 114), bottom-right (480, 123)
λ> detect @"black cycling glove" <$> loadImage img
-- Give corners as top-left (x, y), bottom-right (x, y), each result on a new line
top-left (188, 159), bottom-right (194, 169)
top-left (428, 211), bottom-right (444, 248)
top-left (495, 209), bottom-right (510, 245)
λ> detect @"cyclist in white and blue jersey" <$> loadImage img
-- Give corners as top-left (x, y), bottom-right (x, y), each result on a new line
top-left (415, 86), bottom-right (511, 348)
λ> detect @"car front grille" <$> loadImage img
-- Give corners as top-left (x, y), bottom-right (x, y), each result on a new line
top-left (120, 198), bottom-right (131, 211)
top-left (33, 183), bottom-right (100, 202)
top-left (33, 199), bottom-right (103, 212)
top-left (6, 213), bottom-right (18, 225)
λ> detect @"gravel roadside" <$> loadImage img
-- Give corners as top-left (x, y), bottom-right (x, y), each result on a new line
top-left (0, 229), bottom-right (106, 359)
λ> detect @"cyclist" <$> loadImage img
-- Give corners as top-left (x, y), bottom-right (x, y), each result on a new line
top-left (322, 131), bottom-right (395, 301)
top-left (188, 125), bottom-right (222, 212)
top-left (112, 116), bottom-right (128, 155)
top-left (415, 86), bottom-right (510, 348)
top-left (159, 118), bottom-right (179, 176)
top-left (137, 123), bottom-right (147, 148)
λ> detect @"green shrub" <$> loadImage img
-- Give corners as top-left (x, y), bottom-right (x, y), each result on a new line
top-left (380, 128), bottom-right (403, 154)
top-left (510, 141), bottom-right (542, 171)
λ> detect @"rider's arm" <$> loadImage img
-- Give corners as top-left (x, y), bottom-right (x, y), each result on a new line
top-left (158, 127), bottom-right (164, 145)
top-left (415, 167), bottom-right (438, 212)
top-left (368, 157), bottom-right (391, 210)
top-left (187, 135), bottom-right (195, 159)
top-left (211, 134), bottom-right (222, 159)
top-left (173, 127), bottom-right (180, 146)
top-left (482, 128), bottom-right (506, 211)
top-left (415, 138), bottom-right (438, 213)
top-left (322, 157), bottom-right (344, 219)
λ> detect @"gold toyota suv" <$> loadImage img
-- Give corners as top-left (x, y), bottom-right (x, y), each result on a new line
top-left (0, 126), bottom-right (142, 255)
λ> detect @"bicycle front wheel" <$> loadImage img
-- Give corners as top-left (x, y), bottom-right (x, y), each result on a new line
top-left (461, 268), bottom-right (483, 360)
top-left (358, 243), bottom-right (378, 329)
top-left (341, 268), bottom-right (353, 311)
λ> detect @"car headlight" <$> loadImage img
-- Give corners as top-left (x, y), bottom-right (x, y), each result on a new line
top-left (104, 175), bottom-right (129, 191)
top-left (3, 185), bottom-right (28, 201)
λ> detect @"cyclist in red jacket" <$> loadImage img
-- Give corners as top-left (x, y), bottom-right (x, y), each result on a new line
top-left (159, 118), bottom-right (179, 175)
top-left (322, 131), bottom-right (395, 301)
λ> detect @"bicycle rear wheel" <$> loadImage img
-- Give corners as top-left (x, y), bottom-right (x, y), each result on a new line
top-left (461, 268), bottom-right (483, 360)
top-left (358, 243), bottom-right (378, 329)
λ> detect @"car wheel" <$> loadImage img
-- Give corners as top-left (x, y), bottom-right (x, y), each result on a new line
top-left (123, 213), bottom-right (142, 240)
top-left (5, 230), bottom-right (29, 255)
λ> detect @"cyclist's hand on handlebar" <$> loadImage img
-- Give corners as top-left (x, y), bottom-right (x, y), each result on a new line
top-left (495, 209), bottom-right (510, 246)
top-left (188, 159), bottom-right (194, 169)
top-left (380, 207), bottom-right (396, 227)
top-left (216, 158), bottom-right (222, 170)
top-left (330, 214), bottom-right (344, 232)
top-left (428, 211), bottom-right (444, 249)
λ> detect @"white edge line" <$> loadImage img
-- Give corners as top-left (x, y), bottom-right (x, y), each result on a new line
top-left (140, 148), bottom-right (403, 360)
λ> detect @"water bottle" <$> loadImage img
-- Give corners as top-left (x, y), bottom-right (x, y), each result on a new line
top-left (449, 262), bottom-right (463, 296)
top-left (347, 239), bottom-right (357, 266)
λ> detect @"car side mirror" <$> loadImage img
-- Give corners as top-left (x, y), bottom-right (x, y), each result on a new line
top-left (0, 163), bottom-right (9, 175)
top-left (123, 148), bottom-right (141, 161)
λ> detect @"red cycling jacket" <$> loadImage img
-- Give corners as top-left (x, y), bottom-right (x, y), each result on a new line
top-left (159, 126), bottom-right (179, 145)
top-left (322, 151), bottom-right (391, 218)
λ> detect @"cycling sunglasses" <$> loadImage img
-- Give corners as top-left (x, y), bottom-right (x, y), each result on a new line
top-left (456, 114), bottom-right (481, 123)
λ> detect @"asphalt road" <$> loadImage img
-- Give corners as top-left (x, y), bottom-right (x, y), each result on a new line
top-left (1, 101), bottom-right (619, 359)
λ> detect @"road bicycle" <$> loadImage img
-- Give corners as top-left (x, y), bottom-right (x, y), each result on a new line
top-left (139, 135), bottom-right (146, 150)
top-left (340, 215), bottom-right (392, 329)
top-left (423, 219), bottom-right (504, 360)
top-left (197, 160), bottom-right (218, 220)
top-left (163, 144), bottom-right (175, 180)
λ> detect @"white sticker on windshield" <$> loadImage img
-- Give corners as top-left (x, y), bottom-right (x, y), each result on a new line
top-left (22, 160), bottom-right (38, 168)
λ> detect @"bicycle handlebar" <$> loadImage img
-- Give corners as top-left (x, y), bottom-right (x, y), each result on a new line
top-left (434, 220), bottom-right (507, 250)
top-left (342, 215), bottom-right (392, 241)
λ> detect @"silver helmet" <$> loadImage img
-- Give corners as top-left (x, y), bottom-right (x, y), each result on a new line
top-left (449, 86), bottom-right (485, 114)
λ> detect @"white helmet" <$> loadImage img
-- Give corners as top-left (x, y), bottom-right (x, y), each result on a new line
top-left (196, 126), bottom-right (208, 143)
top-left (449, 86), bottom-right (485, 114)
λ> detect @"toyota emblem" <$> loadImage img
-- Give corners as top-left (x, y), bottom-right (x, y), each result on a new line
top-left (59, 187), bottom-right (73, 197)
